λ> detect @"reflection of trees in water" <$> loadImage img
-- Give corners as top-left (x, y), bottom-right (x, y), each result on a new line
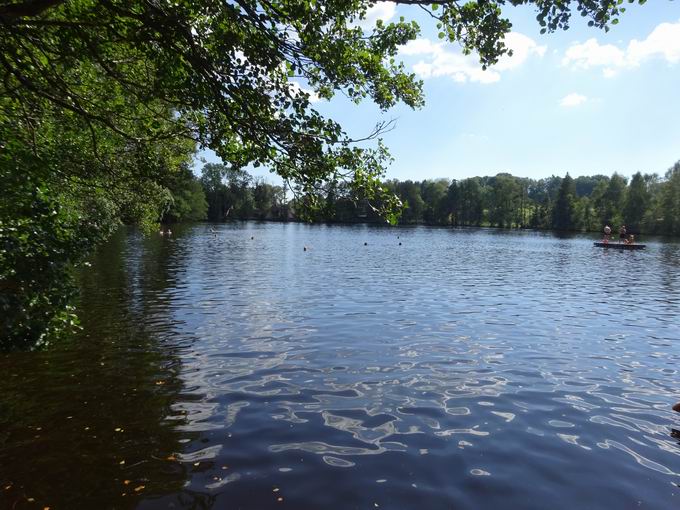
top-left (549, 230), bottom-right (578, 240)
top-left (659, 244), bottom-right (680, 294)
top-left (0, 228), bottom-right (210, 509)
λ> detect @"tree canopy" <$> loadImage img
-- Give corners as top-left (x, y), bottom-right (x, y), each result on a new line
top-left (2, 0), bottom-right (647, 200)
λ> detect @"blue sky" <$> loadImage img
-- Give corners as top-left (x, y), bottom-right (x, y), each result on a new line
top-left (200, 1), bottom-right (680, 183)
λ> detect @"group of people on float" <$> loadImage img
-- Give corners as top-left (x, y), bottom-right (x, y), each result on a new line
top-left (602, 224), bottom-right (636, 244)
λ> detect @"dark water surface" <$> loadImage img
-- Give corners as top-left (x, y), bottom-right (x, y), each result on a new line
top-left (2, 224), bottom-right (680, 509)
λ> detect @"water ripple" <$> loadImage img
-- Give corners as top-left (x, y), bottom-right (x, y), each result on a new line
top-left (2, 225), bottom-right (679, 509)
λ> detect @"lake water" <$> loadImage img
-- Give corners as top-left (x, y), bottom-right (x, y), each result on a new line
top-left (1, 223), bottom-right (679, 509)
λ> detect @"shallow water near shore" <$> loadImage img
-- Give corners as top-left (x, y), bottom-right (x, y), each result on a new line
top-left (1, 223), bottom-right (679, 509)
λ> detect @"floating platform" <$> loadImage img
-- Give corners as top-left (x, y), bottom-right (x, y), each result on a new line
top-left (594, 242), bottom-right (646, 250)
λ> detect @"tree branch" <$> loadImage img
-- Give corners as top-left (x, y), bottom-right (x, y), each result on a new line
top-left (0, 0), bottom-right (65, 20)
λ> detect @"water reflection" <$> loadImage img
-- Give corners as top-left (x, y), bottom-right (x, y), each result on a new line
top-left (0, 230), bottom-right (204, 509)
top-left (2, 224), bottom-right (680, 509)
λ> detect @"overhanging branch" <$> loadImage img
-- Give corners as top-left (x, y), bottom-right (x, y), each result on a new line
top-left (0, 0), bottom-right (66, 20)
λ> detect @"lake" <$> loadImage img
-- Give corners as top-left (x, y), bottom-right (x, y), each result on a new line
top-left (1, 223), bottom-right (679, 509)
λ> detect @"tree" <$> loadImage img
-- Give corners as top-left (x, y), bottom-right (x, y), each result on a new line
top-left (599, 173), bottom-right (628, 227)
top-left (200, 163), bottom-right (231, 221)
top-left (515, 177), bottom-right (530, 228)
top-left (574, 175), bottom-right (609, 197)
top-left (446, 180), bottom-right (462, 226)
top-left (488, 173), bottom-right (521, 228)
top-left (163, 165), bottom-right (208, 223)
top-left (574, 195), bottom-right (595, 231)
top-left (623, 172), bottom-right (649, 232)
top-left (200, 163), bottom-right (256, 220)
top-left (552, 173), bottom-right (576, 230)
top-left (2, 0), bottom-right (647, 204)
top-left (661, 161), bottom-right (680, 235)
top-left (641, 173), bottom-right (663, 233)
top-left (253, 179), bottom-right (278, 220)
top-left (397, 180), bottom-right (425, 224)
top-left (459, 178), bottom-right (484, 226)
top-left (1, 93), bottom-right (193, 349)
top-left (420, 179), bottom-right (449, 224)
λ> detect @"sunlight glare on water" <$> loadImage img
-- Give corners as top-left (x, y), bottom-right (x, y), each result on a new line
top-left (1, 223), bottom-right (679, 509)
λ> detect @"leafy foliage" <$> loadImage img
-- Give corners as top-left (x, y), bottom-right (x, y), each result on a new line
top-left (661, 162), bottom-right (680, 235)
top-left (552, 173), bottom-right (576, 230)
top-left (0, 132), bottom-right (116, 349)
top-left (162, 165), bottom-right (208, 223)
top-left (1, 0), bottom-right (650, 202)
top-left (0, 89), bottom-right (194, 348)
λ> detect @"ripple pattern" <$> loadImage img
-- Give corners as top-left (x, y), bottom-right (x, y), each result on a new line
top-left (1, 224), bottom-right (679, 510)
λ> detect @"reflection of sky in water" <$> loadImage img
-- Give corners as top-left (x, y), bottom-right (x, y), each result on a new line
top-left (122, 225), bottom-right (680, 508)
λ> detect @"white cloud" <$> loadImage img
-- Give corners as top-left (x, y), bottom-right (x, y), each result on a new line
top-left (399, 38), bottom-right (440, 56)
top-left (288, 81), bottom-right (320, 103)
top-left (562, 19), bottom-right (680, 77)
top-left (562, 38), bottom-right (627, 76)
top-left (495, 32), bottom-right (547, 71)
top-left (399, 32), bottom-right (546, 84)
top-left (356, 2), bottom-right (396, 29)
top-left (628, 20), bottom-right (680, 65)
top-left (559, 93), bottom-right (587, 107)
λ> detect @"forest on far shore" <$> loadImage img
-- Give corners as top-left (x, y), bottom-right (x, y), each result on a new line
top-left (170, 161), bottom-right (680, 237)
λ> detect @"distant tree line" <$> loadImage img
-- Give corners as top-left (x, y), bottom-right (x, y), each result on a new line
top-left (176, 161), bottom-right (680, 237)
top-left (364, 169), bottom-right (680, 235)
top-left (160, 163), bottom-right (291, 224)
